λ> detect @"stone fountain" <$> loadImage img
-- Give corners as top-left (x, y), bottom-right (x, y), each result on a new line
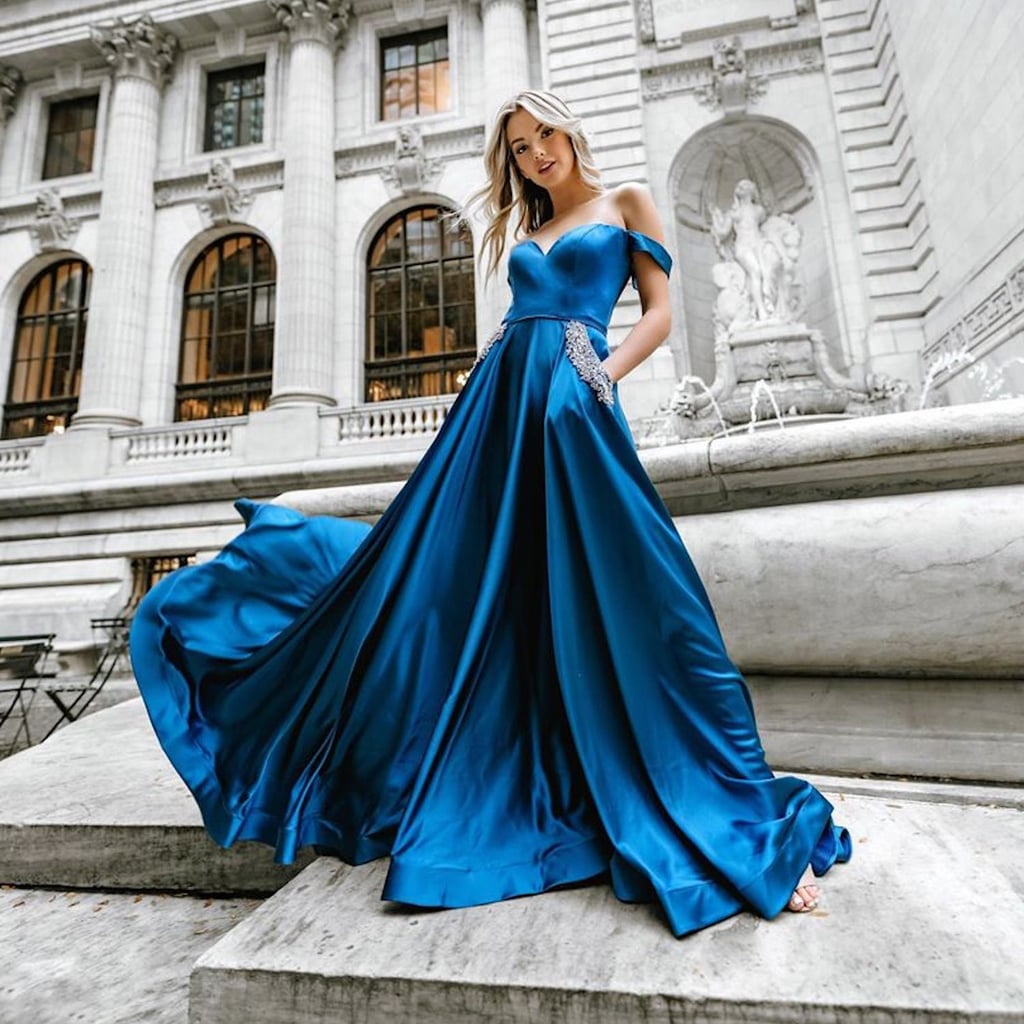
top-left (640, 179), bottom-right (908, 446)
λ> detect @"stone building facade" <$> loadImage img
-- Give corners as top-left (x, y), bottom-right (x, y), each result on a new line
top-left (0, 0), bottom-right (1021, 654)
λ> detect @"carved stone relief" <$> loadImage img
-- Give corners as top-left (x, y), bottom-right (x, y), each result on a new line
top-left (197, 157), bottom-right (254, 227)
top-left (1, 64), bottom-right (24, 124)
top-left (29, 188), bottom-right (80, 254)
top-left (380, 125), bottom-right (444, 197)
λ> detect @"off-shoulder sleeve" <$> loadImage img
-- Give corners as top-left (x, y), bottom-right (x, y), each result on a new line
top-left (627, 229), bottom-right (673, 291)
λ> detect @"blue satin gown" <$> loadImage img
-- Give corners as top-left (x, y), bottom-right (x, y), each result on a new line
top-left (130, 222), bottom-right (851, 937)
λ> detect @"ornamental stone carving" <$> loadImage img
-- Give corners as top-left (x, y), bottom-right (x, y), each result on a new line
top-left (636, 0), bottom-right (655, 43)
top-left (29, 188), bottom-right (80, 253)
top-left (90, 14), bottom-right (178, 88)
top-left (268, 0), bottom-right (354, 46)
top-left (1, 65), bottom-right (24, 124)
top-left (696, 37), bottom-right (766, 114)
top-left (380, 125), bottom-right (443, 197)
top-left (197, 157), bottom-right (254, 227)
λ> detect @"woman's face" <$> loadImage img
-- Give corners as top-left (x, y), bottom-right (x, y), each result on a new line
top-left (505, 107), bottom-right (576, 192)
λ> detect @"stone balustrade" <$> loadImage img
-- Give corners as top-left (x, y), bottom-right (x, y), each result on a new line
top-left (0, 438), bottom-right (40, 474)
top-left (114, 422), bottom-right (236, 463)
top-left (328, 395), bottom-right (455, 443)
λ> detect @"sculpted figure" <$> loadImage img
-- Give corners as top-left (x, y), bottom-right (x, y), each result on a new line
top-left (710, 179), bottom-right (804, 324)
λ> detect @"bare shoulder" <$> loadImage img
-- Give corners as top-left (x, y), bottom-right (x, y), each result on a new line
top-left (610, 182), bottom-right (666, 241)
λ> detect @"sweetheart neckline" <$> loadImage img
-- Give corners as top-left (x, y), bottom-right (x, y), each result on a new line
top-left (515, 220), bottom-right (636, 259)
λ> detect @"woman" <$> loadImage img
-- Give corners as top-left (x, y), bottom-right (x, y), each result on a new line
top-left (130, 89), bottom-right (850, 939)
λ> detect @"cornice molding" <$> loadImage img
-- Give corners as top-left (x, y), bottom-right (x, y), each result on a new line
top-left (154, 158), bottom-right (285, 209)
top-left (335, 123), bottom-right (485, 179)
top-left (642, 37), bottom-right (823, 103)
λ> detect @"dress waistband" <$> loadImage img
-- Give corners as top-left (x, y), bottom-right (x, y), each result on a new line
top-left (502, 312), bottom-right (607, 334)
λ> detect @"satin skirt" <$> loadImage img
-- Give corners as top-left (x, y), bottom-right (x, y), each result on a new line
top-left (130, 314), bottom-right (851, 937)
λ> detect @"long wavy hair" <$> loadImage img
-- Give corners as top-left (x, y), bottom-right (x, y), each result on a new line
top-left (457, 90), bottom-right (605, 284)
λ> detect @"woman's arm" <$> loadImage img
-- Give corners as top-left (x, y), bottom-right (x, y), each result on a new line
top-left (601, 182), bottom-right (673, 384)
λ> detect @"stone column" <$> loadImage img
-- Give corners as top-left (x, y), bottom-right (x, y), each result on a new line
top-left (72, 15), bottom-right (177, 429)
top-left (266, 0), bottom-right (352, 408)
top-left (481, 0), bottom-right (530, 123)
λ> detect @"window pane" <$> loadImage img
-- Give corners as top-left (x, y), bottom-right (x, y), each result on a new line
top-left (364, 205), bottom-right (476, 403)
top-left (418, 65), bottom-right (436, 114)
top-left (435, 60), bottom-right (450, 113)
top-left (398, 68), bottom-right (416, 117)
top-left (42, 98), bottom-right (98, 179)
top-left (176, 235), bottom-right (276, 421)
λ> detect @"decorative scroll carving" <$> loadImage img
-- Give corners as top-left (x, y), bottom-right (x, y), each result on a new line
top-left (197, 157), bottom-right (254, 226)
top-left (90, 13), bottom-right (178, 88)
top-left (380, 125), bottom-right (444, 197)
top-left (267, 0), bottom-right (354, 47)
top-left (1, 65), bottom-right (24, 124)
top-left (29, 188), bottom-right (80, 253)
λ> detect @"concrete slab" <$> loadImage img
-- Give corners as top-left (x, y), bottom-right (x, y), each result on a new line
top-left (191, 792), bottom-right (1024, 1024)
top-left (0, 884), bottom-right (260, 1024)
top-left (0, 698), bottom-right (313, 894)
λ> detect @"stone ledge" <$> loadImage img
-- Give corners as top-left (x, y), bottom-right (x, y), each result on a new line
top-left (190, 789), bottom-right (1024, 1024)
top-left (0, 699), bottom-right (312, 894)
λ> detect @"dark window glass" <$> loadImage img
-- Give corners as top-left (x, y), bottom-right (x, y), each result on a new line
top-left (204, 63), bottom-right (265, 152)
top-left (42, 96), bottom-right (98, 179)
top-left (176, 234), bottom-right (276, 421)
top-left (127, 555), bottom-right (197, 610)
top-left (365, 206), bottom-right (476, 402)
top-left (3, 259), bottom-right (90, 438)
top-left (380, 26), bottom-right (450, 121)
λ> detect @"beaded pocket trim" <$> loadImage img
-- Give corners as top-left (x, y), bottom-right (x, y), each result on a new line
top-left (565, 319), bottom-right (615, 406)
top-left (467, 322), bottom-right (507, 380)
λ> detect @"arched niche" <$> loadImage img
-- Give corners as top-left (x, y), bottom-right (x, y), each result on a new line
top-left (669, 118), bottom-right (844, 386)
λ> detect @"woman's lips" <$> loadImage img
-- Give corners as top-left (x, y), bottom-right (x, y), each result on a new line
top-left (538, 161), bottom-right (554, 175)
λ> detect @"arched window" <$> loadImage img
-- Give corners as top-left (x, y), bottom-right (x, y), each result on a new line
top-left (177, 233), bottom-right (275, 421)
top-left (3, 259), bottom-right (90, 439)
top-left (366, 205), bottom-right (477, 402)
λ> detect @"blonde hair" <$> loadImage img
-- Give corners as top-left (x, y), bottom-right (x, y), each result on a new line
top-left (456, 90), bottom-right (605, 284)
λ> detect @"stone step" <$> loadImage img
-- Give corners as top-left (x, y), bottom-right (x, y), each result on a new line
top-left (2, 673), bottom-right (1021, 901)
top-left (0, 698), bottom-right (313, 894)
top-left (190, 788), bottom-right (1024, 1024)
top-left (0, 884), bottom-right (261, 1024)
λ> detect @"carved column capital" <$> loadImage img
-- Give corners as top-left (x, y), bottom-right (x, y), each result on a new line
top-left (480, 0), bottom-right (527, 13)
top-left (0, 65), bottom-right (24, 125)
top-left (268, 0), bottom-right (354, 47)
top-left (90, 13), bottom-right (178, 89)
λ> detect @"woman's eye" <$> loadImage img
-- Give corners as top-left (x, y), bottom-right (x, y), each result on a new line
top-left (542, 127), bottom-right (553, 137)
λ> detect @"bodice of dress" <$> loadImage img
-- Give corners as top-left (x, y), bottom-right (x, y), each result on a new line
top-left (504, 223), bottom-right (673, 334)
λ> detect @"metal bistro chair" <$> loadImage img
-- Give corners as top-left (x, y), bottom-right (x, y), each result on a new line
top-left (40, 617), bottom-right (132, 741)
top-left (0, 633), bottom-right (57, 756)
